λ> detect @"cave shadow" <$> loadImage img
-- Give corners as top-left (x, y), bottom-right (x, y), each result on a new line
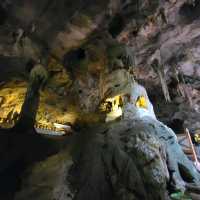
top-left (0, 127), bottom-right (72, 200)
top-left (179, 1), bottom-right (200, 24)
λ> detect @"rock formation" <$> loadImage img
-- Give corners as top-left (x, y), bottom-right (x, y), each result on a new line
top-left (0, 0), bottom-right (199, 199)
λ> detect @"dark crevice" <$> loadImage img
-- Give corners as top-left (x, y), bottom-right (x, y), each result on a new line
top-left (179, 1), bottom-right (200, 23)
top-left (167, 119), bottom-right (184, 134)
top-left (63, 48), bottom-right (86, 67)
top-left (63, 48), bottom-right (86, 77)
top-left (0, 5), bottom-right (7, 25)
top-left (108, 14), bottom-right (126, 38)
top-left (178, 163), bottom-right (194, 183)
top-left (0, 158), bottom-right (26, 200)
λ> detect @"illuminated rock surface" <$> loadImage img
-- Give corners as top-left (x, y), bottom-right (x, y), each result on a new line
top-left (0, 0), bottom-right (200, 200)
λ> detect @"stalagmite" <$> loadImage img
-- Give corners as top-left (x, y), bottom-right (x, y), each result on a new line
top-left (68, 81), bottom-right (200, 200)
top-left (13, 62), bottom-right (48, 131)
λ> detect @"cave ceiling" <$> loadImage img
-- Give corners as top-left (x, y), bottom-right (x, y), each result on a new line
top-left (0, 0), bottom-right (200, 131)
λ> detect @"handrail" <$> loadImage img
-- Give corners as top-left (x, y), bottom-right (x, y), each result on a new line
top-left (186, 128), bottom-right (198, 163)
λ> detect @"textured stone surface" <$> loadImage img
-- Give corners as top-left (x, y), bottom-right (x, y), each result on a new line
top-left (0, 1), bottom-right (200, 199)
top-left (1, 0), bottom-right (199, 129)
top-left (15, 150), bottom-right (73, 200)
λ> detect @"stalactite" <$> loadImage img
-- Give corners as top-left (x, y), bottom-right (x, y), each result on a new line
top-left (171, 65), bottom-right (185, 97)
top-left (157, 68), bottom-right (171, 102)
top-left (183, 84), bottom-right (193, 106)
top-left (172, 65), bottom-right (194, 107)
top-left (151, 59), bottom-right (171, 102)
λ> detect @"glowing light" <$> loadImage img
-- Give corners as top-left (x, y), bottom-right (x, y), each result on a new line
top-left (194, 133), bottom-right (200, 143)
top-left (104, 96), bottom-right (123, 122)
top-left (135, 96), bottom-right (147, 109)
top-left (106, 107), bottom-right (122, 122)
top-left (53, 123), bottom-right (71, 131)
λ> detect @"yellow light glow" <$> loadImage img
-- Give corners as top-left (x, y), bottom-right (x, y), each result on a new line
top-left (136, 96), bottom-right (147, 109)
top-left (0, 80), bottom-right (77, 132)
top-left (194, 134), bottom-right (200, 143)
top-left (113, 107), bottom-right (122, 117)
top-left (105, 95), bottom-right (123, 122)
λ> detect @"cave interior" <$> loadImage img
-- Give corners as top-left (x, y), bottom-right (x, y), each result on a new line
top-left (0, 0), bottom-right (200, 200)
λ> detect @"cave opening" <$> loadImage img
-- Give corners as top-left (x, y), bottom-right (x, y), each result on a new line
top-left (100, 95), bottom-right (123, 122)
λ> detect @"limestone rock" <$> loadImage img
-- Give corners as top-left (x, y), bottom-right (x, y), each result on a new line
top-left (0, 96), bottom-right (4, 106)
top-left (15, 150), bottom-right (74, 200)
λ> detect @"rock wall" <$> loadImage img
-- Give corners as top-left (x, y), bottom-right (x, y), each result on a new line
top-left (0, 0), bottom-right (199, 140)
